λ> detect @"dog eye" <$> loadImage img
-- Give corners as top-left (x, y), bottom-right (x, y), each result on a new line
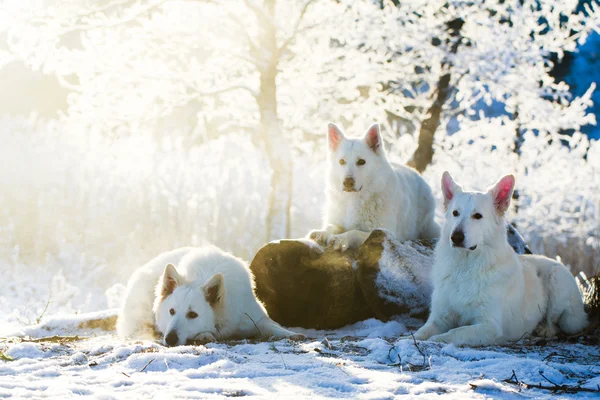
top-left (186, 311), bottom-right (198, 319)
top-left (339, 159), bottom-right (346, 165)
top-left (473, 213), bottom-right (483, 220)
top-left (452, 210), bottom-right (459, 217)
top-left (356, 159), bottom-right (366, 166)
top-left (169, 308), bottom-right (175, 316)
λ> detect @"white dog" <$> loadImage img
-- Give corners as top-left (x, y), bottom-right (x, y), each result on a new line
top-left (117, 246), bottom-right (304, 346)
top-left (414, 172), bottom-right (588, 346)
top-left (310, 123), bottom-right (439, 250)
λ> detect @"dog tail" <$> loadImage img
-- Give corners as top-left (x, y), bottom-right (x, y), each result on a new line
top-left (558, 300), bottom-right (589, 335)
top-left (79, 313), bottom-right (118, 331)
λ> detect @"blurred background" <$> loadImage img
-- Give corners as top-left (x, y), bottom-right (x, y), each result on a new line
top-left (0, 0), bottom-right (599, 329)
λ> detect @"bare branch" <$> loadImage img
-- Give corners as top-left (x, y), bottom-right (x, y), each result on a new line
top-left (243, 0), bottom-right (275, 28)
top-left (75, 0), bottom-right (133, 21)
top-left (182, 79), bottom-right (259, 98)
top-left (229, 52), bottom-right (261, 68)
top-left (55, 0), bottom-right (169, 37)
top-left (56, 74), bottom-right (82, 92)
top-left (226, 10), bottom-right (261, 56)
top-left (278, 0), bottom-right (317, 55)
top-left (501, 369), bottom-right (600, 394)
top-left (194, 84), bottom-right (258, 98)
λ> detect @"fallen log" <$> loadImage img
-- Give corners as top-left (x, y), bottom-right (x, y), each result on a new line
top-left (250, 230), bottom-right (434, 329)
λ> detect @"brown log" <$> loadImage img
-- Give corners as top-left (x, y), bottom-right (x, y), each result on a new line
top-left (250, 230), bottom-right (435, 329)
top-left (250, 239), bottom-right (372, 329)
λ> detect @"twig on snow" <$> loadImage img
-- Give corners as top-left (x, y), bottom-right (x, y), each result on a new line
top-left (408, 333), bottom-right (430, 371)
top-left (502, 369), bottom-right (600, 394)
top-left (279, 353), bottom-right (287, 370)
top-left (139, 358), bottom-right (155, 373)
top-left (36, 290), bottom-right (53, 325)
top-left (385, 334), bottom-right (430, 372)
top-left (21, 335), bottom-right (87, 344)
top-left (335, 362), bottom-right (350, 376)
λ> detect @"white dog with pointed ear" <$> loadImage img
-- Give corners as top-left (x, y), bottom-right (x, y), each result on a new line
top-left (309, 123), bottom-right (440, 250)
top-left (117, 246), bottom-right (304, 346)
top-left (413, 172), bottom-right (588, 346)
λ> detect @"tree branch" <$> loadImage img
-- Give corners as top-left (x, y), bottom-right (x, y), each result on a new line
top-left (278, 0), bottom-right (317, 55)
top-left (226, 10), bottom-right (261, 56)
top-left (55, 0), bottom-right (168, 37)
top-left (189, 83), bottom-right (258, 98)
top-left (243, 0), bottom-right (275, 28)
top-left (501, 370), bottom-right (600, 394)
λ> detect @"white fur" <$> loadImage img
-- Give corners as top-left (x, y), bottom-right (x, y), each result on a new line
top-left (117, 245), bottom-right (303, 346)
top-left (414, 172), bottom-right (588, 346)
top-left (309, 123), bottom-right (439, 250)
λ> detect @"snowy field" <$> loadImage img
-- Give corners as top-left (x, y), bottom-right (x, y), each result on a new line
top-left (1, 312), bottom-right (599, 399)
top-left (2, 0), bottom-right (600, 398)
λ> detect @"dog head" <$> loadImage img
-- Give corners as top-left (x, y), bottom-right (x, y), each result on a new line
top-left (153, 264), bottom-right (224, 346)
top-left (440, 171), bottom-right (515, 252)
top-left (326, 123), bottom-right (389, 194)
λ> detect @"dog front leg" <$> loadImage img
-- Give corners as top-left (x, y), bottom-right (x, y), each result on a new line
top-left (256, 317), bottom-right (306, 341)
top-left (328, 229), bottom-right (370, 251)
top-left (413, 317), bottom-right (451, 340)
top-left (429, 321), bottom-right (502, 346)
top-left (308, 224), bottom-right (343, 246)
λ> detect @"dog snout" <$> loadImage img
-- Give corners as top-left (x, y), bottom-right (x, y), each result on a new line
top-left (451, 230), bottom-right (465, 247)
top-left (343, 177), bottom-right (355, 191)
top-left (165, 331), bottom-right (179, 347)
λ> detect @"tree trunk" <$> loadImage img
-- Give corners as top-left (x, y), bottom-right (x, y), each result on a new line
top-left (513, 109), bottom-right (524, 156)
top-left (408, 18), bottom-right (464, 173)
top-left (408, 72), bottom-right (453, 173)
top-left (257, 0), bottom-right (292, 241)
top-left (512, 109), bottom-right (522, 213)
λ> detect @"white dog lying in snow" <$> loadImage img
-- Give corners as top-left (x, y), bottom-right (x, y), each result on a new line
top-left (310, 123), bottom-right (439, 250)
top-left (414, 172), bottom-right (588, 346)
top-left (117, 246), bottom-right (304, 346)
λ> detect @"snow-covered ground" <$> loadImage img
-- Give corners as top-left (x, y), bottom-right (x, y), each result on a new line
top-left (1, 312), bottom-right (599, 399)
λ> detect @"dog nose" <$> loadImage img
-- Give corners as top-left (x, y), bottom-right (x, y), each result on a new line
top-left (343, 177), bottom-right (355, 190)
top-left (165, 331), bottom-right (178, 347)
top-left (451, 231), bottom-right (465, 246)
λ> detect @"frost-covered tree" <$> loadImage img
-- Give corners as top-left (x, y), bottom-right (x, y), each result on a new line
top-left (0, 0), bottom-right (446, 240)
top-left (2, 0), bottom-right (599, 243)
top-left (404, 0), bottom-right (600, 172)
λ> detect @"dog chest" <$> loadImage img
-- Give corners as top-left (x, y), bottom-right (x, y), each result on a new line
top-left (340, 194), bottom-right (390, 231)
top-left (435, 265), bottom-right (500, 324)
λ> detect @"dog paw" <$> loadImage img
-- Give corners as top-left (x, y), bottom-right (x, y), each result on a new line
top-left (190, 332), bottom-right (217, 344)
top-left (535, 323), bottom-right (558, 338)
top-left (328, 233), bottom-right (351, 251)
top-left (307, 229), bottom-right (329, 246)
top-left (428, 334), bottom-right (450, 343)
top-left (268, 332), bottom-right (306, 341)
top-left (287, 333), bottom-right (306, 341)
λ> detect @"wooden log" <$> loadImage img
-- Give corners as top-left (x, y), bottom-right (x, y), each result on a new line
top-left (250, 239), bottom-right (372, 329)
top-left (250, 230), bottom-right (434, 329)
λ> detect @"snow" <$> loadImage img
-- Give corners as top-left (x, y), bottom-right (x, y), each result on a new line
top-left (0, 0), bottom-right (599, 398)
top-left (1, 313), bottom-right (598, 399)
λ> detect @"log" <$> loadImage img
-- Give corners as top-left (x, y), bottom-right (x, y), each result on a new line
top-left (250, 230), bottom-right (434, 329)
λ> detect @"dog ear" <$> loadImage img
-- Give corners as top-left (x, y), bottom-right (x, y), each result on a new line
top-left (488, 174), bottom-right (515, 215)
top-left (441, 171), bottom-right (462, 210)
top-left (328, 123), bottom-right (345, 152)
top-left (363, 123), bottom-right (381, 152)
top-left (159, 263), bottom-right (182, 298)
top-left (203, 273), bottom-right (225, 307)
